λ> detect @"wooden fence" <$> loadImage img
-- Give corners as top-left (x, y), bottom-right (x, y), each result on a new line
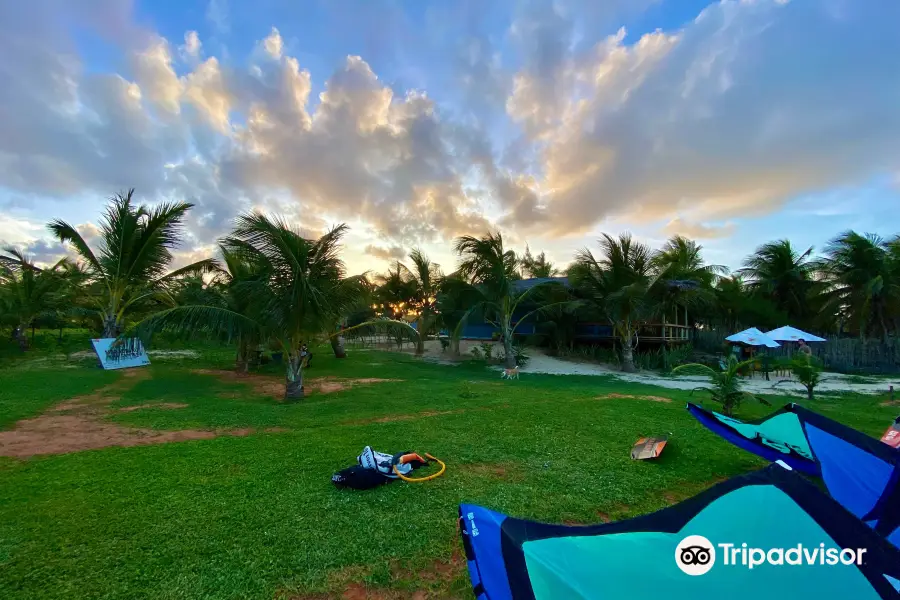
top-left (693, 328), bottom-right (900, 374)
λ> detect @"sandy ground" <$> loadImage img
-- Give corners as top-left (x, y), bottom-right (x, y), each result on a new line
top-left (390, 339), bottom-right (899, 397)
top-left (522, 351), bottom-right (900, 397)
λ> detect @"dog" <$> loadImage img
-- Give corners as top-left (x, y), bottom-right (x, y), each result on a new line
top-left (500, 365), bottom-right (519, 380)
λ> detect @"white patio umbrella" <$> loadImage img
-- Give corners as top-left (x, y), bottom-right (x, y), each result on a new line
top-left (765, 326), bottom-right (826, 343)
top-left (726, 327), bottom-right (781, 348)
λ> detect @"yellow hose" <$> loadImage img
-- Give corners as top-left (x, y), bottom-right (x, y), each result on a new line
top-left (392, 453), bottom-right (446, 482)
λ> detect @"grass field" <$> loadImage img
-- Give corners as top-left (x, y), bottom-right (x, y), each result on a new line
top-left (0, 339), bottom-right (896, 599)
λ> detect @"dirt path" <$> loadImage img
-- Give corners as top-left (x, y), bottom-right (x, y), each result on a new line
top-left (0, 369), bottom-right (275, 458)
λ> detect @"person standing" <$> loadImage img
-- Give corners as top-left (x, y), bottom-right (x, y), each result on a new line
top-left (797, 338), bottom-right (812, 357)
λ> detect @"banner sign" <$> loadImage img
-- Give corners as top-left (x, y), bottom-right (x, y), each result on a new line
top-left (91, 338), bottom-right (151, 370)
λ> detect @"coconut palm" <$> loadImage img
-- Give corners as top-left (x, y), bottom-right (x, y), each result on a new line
top-left (405, 250), bottom-right (442, 354)
top-left (520, 245), bottom-right (560, 278)
top-left (48, 189), bottom-right (217, 338)
top-left (651, 235), bottom-right (727, 333)
top-left (672, 356), bottom-right (769, 416)
top-left (133, 214), bottom-right (409, 400)
top-left (569, 233), bottom-right (664, 372)
top-left (820, 231), bottom-right (899, 340)
top-left (0, 248), bottom-right (72, 349)
top-left (652, 235), bottom-right (726, 287)
top-left (739, 240), bottom-right (818, 327)
top-left (453, 232), bottom-right (562, 368)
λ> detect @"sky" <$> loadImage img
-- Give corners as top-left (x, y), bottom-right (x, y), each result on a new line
top-left (1, 0), bottom-right (899, 276)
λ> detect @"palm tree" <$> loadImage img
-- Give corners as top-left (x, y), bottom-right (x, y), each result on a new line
top-left (820, 231), bottom-right (899, 340)
top-left (520, 245), bottom-right (560, 278)
top-left (405, 250), bottom-right (442, 354)
top-left (569, 233), bottom-right (664, 372)
top-left (133, 214), bottom-right (409, 400)
top-left (453, 232), bottom-right (560, 368)
top-left (672, 357), bottom-right (769, 416)
top-left (0, 248), bottom-right (71, 349)
top-left (652, 236), bottom-right (726, 287)
top-left (739, 240), bottom-right (818, 327)
top-left (651, 235), bottom-right (726, 334)
top-left (48, 189), bottom-right (217, 338)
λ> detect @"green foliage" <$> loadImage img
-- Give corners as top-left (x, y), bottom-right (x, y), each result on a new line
top-left (512, 341), bottom-right (530, 367)
top-left (439, 337), bottom-right (450, 351)
top-left (790, 354), bottom-right (824, 400)
top-left (458, 380), bottom-right (479, 399)
top-left (478, 342), bottom-right (494, 361)
top-left (48, 189), bottom-right (218, 337)
top-left (672, 356), bottom-right (770, 416)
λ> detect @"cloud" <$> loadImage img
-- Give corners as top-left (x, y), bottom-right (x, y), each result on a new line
top-left (1, 0), bottom-right (899, 272)
top-left (261, 27), bottom-right (283, 60)
top-left (512, 0), bottom-right (900, 235)
top-left (364, 244), bottom-right (407, 262)
top-left (663, 218), bottom-right (735, 239)
top-left (206, 0), bottom-right (229, 35)
top-left (179, 31), bottom-right (202, 62)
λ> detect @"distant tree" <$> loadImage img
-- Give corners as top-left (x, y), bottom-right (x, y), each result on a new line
top-left (820, 231), bottom-right (899, 340)
top-left (453, 232), bottom-right (560, 368)
top-left (520, 245), bottom-right (560, 278)
top-left (740, 240), bottom-right (819, 328)
top-left (0, 248), bottom-right (71, 350)
top-left (570, 233), bottom-right (663, 372)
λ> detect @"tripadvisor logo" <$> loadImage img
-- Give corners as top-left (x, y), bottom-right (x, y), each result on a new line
top-left (675, 535), bottom-right (868, 576)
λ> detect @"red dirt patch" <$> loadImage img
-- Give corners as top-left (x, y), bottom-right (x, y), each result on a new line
top-left (880, 400), bottom-right (900, 407)
top-left (195, 369), bottom-right (400, 399)
top-left (0, 370), bottom-right (269, 458)
top-left (595, 393), bottom-right (672, 403)
top-left (118, 402), bottom-right (188, 412)
top-left (596, 503), bottom-right (630, 523)
top-left (463, 462), bottom-right (525, 481)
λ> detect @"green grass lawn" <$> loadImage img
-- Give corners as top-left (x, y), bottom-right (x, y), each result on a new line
top-left (0, 344), bottom-right (896, 599)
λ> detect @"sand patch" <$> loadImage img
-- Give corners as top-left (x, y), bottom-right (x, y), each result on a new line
top-left (195, 369), bottom-right (400, 399)
top-left (595, 393), bottom-right (672, 403)
top-left (0, 369), bottom-right (272, 458)
top-left (118, 402), bottom-right (189, 412)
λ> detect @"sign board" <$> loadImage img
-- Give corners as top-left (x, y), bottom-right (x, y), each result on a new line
top-left (91, 338), bottom-right (151, 370)
top-left (631, 435), bottom-right (669, 460)
top-left (881, 418), bottom-right (900, 450)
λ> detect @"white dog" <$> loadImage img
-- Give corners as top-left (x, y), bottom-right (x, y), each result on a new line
top-left (500, 365), bottom-right (519, 380)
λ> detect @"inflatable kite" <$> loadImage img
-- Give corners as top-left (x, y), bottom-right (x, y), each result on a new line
top-left (459, 465), bottom-right (900, 599)
top-left (687, 403), bottom-right (900, 549)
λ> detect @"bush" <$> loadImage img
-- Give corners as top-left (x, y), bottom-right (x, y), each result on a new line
top-left (513, 342), bottom-right (530, 367)
top-left (439, 337), bottom-right (450, 352)
top-left (478, 342), bottom-right (494, 361)
top-left (470, 346), bottom-right (483, 360)
top-left (791, 354), bottom-right (823, 400)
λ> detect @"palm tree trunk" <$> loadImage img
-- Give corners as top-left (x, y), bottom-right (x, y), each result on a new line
top-left (330, 335), bottom-right (346, 359)
top-left (235, 339), bottom-right (249, 374)
top-left (620, 328), bottom-right (636, 372)
top-left (502, 326), bottom-right (516, 369)
top-left (15, 325), bottom-right (27, 351)
top-left (285, 354), bottom-right (304, 401)
top-left (102, 315), bottom-right (118, 339)
top-left (451, 336), bottom-right (460, 357)
top-left (415, 316), bottom-right (425, 355)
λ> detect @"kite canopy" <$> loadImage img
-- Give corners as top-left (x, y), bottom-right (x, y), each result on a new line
top-left (766, 326), bottom-right (826, 342)
top-left (460, 465), bottom-right (900, 599)
top-left (687, 403), bottom-right (900, 550)
top-left (726, 327), bottom-right (781, 348)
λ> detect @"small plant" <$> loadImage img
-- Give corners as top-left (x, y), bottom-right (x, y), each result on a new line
top-left (439, 337), bottom-right (450, 352)
top-left (459, 380), bottom-right (478, 399)
top-left (790, 354), bottom-right (823, 400)
top-left (513, 342), bottom-right (530, 367)
top-left (470, 346), bottom-right (483, 360)
top-left (673, 356), bottom-right (770, 416)
top-left (478, 342), bottom-right (494, 361)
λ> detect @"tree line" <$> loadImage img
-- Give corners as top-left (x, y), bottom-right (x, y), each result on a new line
top-left (1, 190), bottom-right (898, 395)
